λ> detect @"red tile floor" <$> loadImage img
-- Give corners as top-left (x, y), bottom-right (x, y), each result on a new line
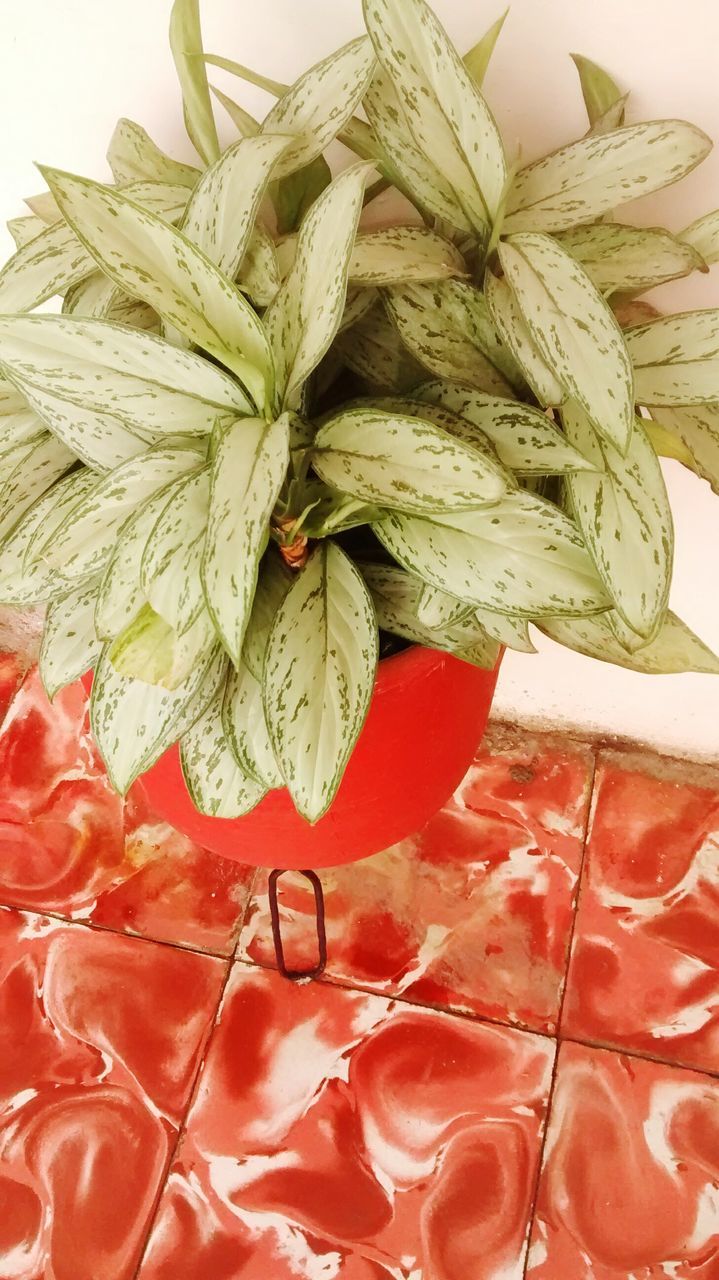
top-left (1, 652), bottom-right (719, 1279)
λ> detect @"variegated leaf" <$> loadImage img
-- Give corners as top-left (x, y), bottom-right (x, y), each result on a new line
top-left (237, 227), bottom-right (281, 308)
top-left (473, 607), bottom-right (537, 652)
top-left (210, 84), bottom-right (260, 137)
top-left (241, 553), bottom-right (293, 680)
top-left (0, 391), bottom-right (45, 456)
top-left (540, 611), bottom-right (719, 674)
top-left (118, 180), bottom-right (191, 221)
top-left (262, 37), bottom-right (376, 178)
top-left (202, 416), bottom-right (289, 664)
top-left (314, 407), bottom-right (506, 512)
top-left (169, 0), bottom-right (220, 165)
top-left (360, 561), bottom-right (499, 666)
top-left (0, 471), bottom-right (96, 605)
top-left (681, 210), bottom-right (719, 266)
top-left (0, 432), bottom-right (75, 543)
top-left (416, 380), bottom-right (595, 475)
top-left (63, 273), bottom-right (118, 318)
top-left (265, 164), bottom-right (367, 410)
top-left (16, 381), bottom-right (149, 471)
top-left (350, 228), bottom-right (466, 285)
top-left (626, 311), bottom-right (719, 405)
top-left (0, 315), bottom-right (251, 436)
top-left (264, 542), bottom-right (379, 822)
top-left (334, 297), bottom-right (425, 392)
top-left (0, 219), bottom-right (95, 313)
top-left (109, 603), bottom-right (214, 690)
top-left (463, 10), bottom-right (508, 88)
top-left (222, 659), bottom-right (283, 788)
top-left (498, 234), bottom-right (635, 452)
top-left (485, 270), bottom-right (564, 406)
top-left (180, 134), bottom-right (290, 279)
top-left (375, 490), bottom-right (609, 616)
top-left (417, 583), bottom-right (473, 628)
top-left (40, 444), bottom-right (203, 579)
top-left (102, 292), bottom-right (160, 333)
top-left (91, 641), bottom-right (225, 793)
top-left (340, 286), bottom-right (377, 333)
top-left (94, 490), bottom-right (176, 641)
top-left (42, 169), bottom-right (273, 412)
top-left (7, 217), bottom-right (42, 249)
top-left (556, 223), bottom-right (706, 294)
top-left (180, 670), bottom-right (267, 817)
top-left (107, 117), bottom-right (200, 187)
top-left (649, 405), bottom-right (719, 494)
top-left (570, 54), bottom-right (625, 131)
top-left (563, 401), bottom-right (672, 635)
top-left (363, 0), bottom-right (507, 239)
top-left (40, 578), bottom-right (102, 699)
top-left (141, 468), bottom-right (209, 634)
top-left (385, 281), bottom-right (518, 397)
top-left (504, 121), bottom-right (712, 234)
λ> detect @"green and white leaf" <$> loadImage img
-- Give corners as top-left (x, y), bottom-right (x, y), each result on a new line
top-left (210, 84), bottom-right (260, 137)
top-left (42, 169), bottom-right (273, 411)
top-left (540, 610), bottom-right (719, 674)
top-left (262, 36), bottom-right (376, 178)
top-left (0, 432), bottom-right (75, 543)
top-left (340, 286), bottom-right (378, 333)
top-left (485, 270), bottom-right (564, 406)
top-left (649, 404), bottom-right (719, 494)
top-left (181, 671), bottom-right (267, 817)
top-left (40, 578), bottom-right (102, 699)
top-left (504, 120), bottom-right (712, 234)
top-left (265, 164), bottom-right (367, 410)
top-left (375, 489), bottom-right (609, 616)
top-left (680, 210), bottom-right (719, 267)
top-left (0, 471), bottom-right (96, 605)
top-left (169, 0), bottom-right (220, 165)
top-left (91, 641), bottom-right (225, 793)
top-left (0, 218), bottom-right (95, 313)
top-left (473, 607), bottom-right (537, 652)
top-left (570, 54), bottom-right (625, 131)
top-left (264, 542), bottom-right (379, 822)
top-left (107, 117), bottom-right (200, 186)
top-left (0, 394), bottom-right (45, 457)
top-left (314, 407), bottom-right (506, 512)
top-left (334, 297), bottom-right (426, 392)
top-left (7, 217), bottom-right (43, 249)
top-left (63, 272), bottom-right (117, 318)
top-left (0, 314), bottom-right (251, 436)
top-left (109, 602), bottom-right (214, 690)
top-left (417, 583), bottom-right (473, 628)
top-left (563, 401), bottom-right (672, 635)
top-left (363, 0), bottom-right (507, 238)
top-left (556, 223), bottom-right (706, 294)
top-left (626, 310), bottom-right (719, 405)
top-left (498, 234), bottom-right (634, 452)
top-left (94, 489), bottom-right (177, 641)
top-left (385, 281), bottom-right (518, 397)
top-left (16, 381), bottom-right (149, 471)
top-left (416, 380), bottom-right (596, 475)
top-left (237, 227), bottom-right (281, 307)
top-left (241, 553), bottom-right (293, 680)
top-left (360, 560), bottom-right (499, 666)
top-left (202, 415), bottom-right (289, 664)
top-left (141, 468), bottom-right (209, 634)
top-left (349, 228), bottom-right (466, 285)
top-left (223, 659), bottom-right (283, 788)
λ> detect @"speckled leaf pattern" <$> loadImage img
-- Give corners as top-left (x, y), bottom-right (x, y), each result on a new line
top-left (222, 658), bottom-right (283, 788)
top-left (349, 228), bottom-right (466, 285)
top-left (39, 578), bottom-right (102, 699)
top-left (202, 416), bottom-right (289, 664)
top-left (540, 610), bottom-right (719, 673)
top-left (0, 397), bottom-right (45, 457)
top-left (363, 0), bottom-right (507, 238)
top-left (498, 234), bottom-right (635, 452)
top-left (262, 36), bottom-right (375, 178)
top-left (649, 404), bottom-right (719, 493)
top-left (180, 134), bottom-right (290, 279)
top-left (94, 491), bottom-right (176, 642)
top-left (42, 169), bottom-right (273, 411)
top-left (0, 471), bottom-right (96, 605)
top-left (90, 641), bottom-right (225, 794)
top-left (563, 401), bottom-right (672, 636)
top-left (485, 271), bottom-right (564, 406)
top-left (556, 223), bottom-right (706, 294)
top-left (264, 542), bottom-right (379, 822)
top-left (107, 117), bottom-right (200, 186)
top-left (63, 273), bottom-right (119, 319)
top-left (385, 281), bottom-right (517, 396)
top-left (40, 444), bottom-right (203, 580)
top-left (17, 381), bottom-right (148, 471)
top-left (416, 380), bottom-right (596, 475)
top-left (180, 671), bottom-right (267, 817)
top-left (504, 120), bottom-right (712, 233)
top-left (237, 227), bottom-right (281, 307)
top-left (109, 603), bottom-right (214, 690)
top-left (141, 468), bottom-right (209, 635)
top-left (0, 315), bottom-right (251, 436)
top-left (473, 606), bottom-right (537, 652)
top-left (334, 297), bottom-right (426, 392)
top-left (265, 164), bottom-right (367, 410)
top-left (169, 0), bottom-right (220, 165)
top-left (314, 407), bottom-right (506, 512)
top-left (241, 554), bottom-right (293, 680)
top-left (416, 583), bottom-right (473, 628)
top-left (0, 218), bottom-right (95, 313)
top-left (681, 209), bottom-right (719, 266)
top-left (6, 216), bottom-right (42, 249)
top-left (375, 490), bottom-right (609, 616)
top-left (360, 561), bottom-right (499, 666)
top-left (626, 310), bottom-right (719, 404)
top-left (0, 432), bottom-right (75, 543)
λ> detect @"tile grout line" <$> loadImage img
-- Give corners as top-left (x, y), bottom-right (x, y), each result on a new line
top-left (129, 867), bottom-right (260, 1280)
top-left (520, 745), bottom-right (599, 1279)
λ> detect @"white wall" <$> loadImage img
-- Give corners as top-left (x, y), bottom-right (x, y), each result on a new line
top-left (1, 0), bottom-right (719, 759)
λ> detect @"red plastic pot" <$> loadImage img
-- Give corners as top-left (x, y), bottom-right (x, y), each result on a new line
top-left (86, 646), bottom-right (501, 870)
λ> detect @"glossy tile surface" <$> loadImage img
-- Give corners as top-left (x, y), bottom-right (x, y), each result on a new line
top-left (241, 728), bottom-right (594, 1033)
top-left (563, 752), bottom-right (719, 1073)
top-left (137, 965), bottom-right (554, 1279)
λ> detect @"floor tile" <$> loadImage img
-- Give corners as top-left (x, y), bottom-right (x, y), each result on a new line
top-left (0, 650), bottom-right (27, 726)
top-left (0, 905), bottom-right (227, 1280)
top-left (239, 728), bottom-right (594, 1033)
top-left (138, 963), bottom-right (555, 1280)
top-left (562, 751), bottom-right (719, 1073)
top-left (527, 1040), bottom-right (719, 1278)
top-left (0, 668), bottom-right (255, 954)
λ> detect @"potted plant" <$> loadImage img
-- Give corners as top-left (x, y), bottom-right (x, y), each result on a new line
top-left (0, 0), bottom-right (717, 883)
